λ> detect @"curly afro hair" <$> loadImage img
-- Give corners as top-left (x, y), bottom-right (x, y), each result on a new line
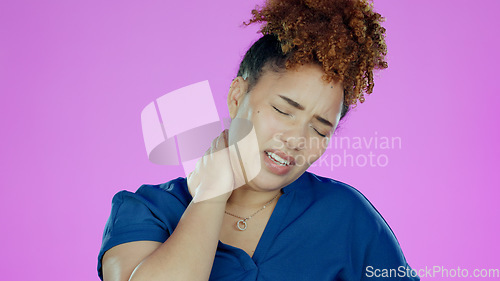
top-left (238, 0), bottom-right (388, 118)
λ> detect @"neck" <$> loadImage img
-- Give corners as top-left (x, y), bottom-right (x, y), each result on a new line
top-left (226, 184), bottom-right (282, 210)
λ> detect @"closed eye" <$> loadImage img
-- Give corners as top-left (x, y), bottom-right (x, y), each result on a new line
top-left (272, 106), bottom-right (289, 116)
top-left (309, 124), bottom-right (327, 137)
top-left (274, 105), bottom-right (327, 137)
top-left (314, 129), bottom-right (327, 138)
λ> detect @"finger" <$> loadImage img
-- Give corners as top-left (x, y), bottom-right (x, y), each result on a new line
top-left (228, 143), bottom-right (246, 189)
top-left (207, 132), bottom-right (221, 157)
top-left (223, 129), bottom-right (229, 148)
top-left (235, 125), bottom-right (261, 185)
top-left (212, 130), bottom-right (228, 154)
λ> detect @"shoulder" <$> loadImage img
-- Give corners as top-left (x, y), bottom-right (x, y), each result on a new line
top-left (295, 172), bottom-right (408, 251)
top-left (105, 177), bottom-right (191, 235)
top-left (98, 177), bottom-right (191, 278)
top-left (283, 172), bottom-right (417, 279)
top-left (111, 177), bottom-right (191, 212)
top-left (294, 172), bottom-right (375, 209)
top-left (292, 172), bottom-right (390, 232)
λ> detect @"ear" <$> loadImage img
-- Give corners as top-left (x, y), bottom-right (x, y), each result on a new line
top-left (227, 77), bottom-right (248, 119)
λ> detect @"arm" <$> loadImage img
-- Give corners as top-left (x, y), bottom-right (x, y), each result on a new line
top-left (128, 199), bottom-right (226, 281)
top-left (101, 199), bottom-right (226, 281)
top-left (101, 130), bottom-right (236, 281)
top-left (102, 241), bottom-right (162, 281)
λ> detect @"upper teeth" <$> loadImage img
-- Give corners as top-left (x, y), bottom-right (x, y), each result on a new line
top-left (266, 151), bottom-right (290, 166)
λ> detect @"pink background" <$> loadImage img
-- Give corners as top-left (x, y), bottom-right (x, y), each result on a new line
top-left (1, 0), bottom-right (499, 280)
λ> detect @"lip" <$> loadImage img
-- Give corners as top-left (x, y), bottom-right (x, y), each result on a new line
top-left (262, 151), bottom-right (293, 176)
top-left (265, 149), bottom-right (296, 165)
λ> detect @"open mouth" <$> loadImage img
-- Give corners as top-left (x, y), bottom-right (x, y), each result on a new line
top-left (265, 151), bottom-right (291, 166)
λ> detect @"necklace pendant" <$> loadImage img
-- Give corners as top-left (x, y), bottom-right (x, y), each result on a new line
top-left (236, 219), bottom-right (248, 231)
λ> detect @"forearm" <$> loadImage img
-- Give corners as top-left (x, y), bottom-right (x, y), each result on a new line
top-left (129, 199), bottom-right (226, 281)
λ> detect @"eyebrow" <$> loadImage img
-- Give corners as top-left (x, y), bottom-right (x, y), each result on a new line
top-left (278, 95), bottom-right (334, 127)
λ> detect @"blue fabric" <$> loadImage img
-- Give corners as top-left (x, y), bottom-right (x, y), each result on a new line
top-left (97, 172), bottom-right (419, 280)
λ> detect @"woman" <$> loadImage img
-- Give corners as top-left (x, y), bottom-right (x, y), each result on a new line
top-left (98, 0), bottom-right (419, 280)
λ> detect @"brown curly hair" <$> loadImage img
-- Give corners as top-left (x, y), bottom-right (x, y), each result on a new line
top-left (244, 0), bottom-right (388, 108)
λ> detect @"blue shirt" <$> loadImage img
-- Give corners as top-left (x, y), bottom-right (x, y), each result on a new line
top-left (98, 172), bottom-right (419, 280)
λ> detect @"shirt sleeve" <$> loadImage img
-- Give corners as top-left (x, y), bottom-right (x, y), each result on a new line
top-left (337, 184), bottom-right (420, 281)
top-left (97, 188), bottom-right (174, 280)
top-left (356, 199), bottom-right (420, 281)
top-left (360, 217), bottom-right (420, 280)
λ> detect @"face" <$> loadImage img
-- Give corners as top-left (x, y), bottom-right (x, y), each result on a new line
top-left (227, 63), bottom-right (344, 191)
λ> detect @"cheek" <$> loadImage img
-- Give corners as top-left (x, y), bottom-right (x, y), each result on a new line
top-left (303, 138), bottom-right (328, 164)
top-left (253, 109), bottom-right (283, 140)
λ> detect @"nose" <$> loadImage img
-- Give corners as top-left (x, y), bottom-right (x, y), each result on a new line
top-left (279, 126), bottom-right (307, 151)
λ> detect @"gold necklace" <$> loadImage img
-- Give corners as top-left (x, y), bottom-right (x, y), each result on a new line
top-left (224, 192), bottom-right (280, 231)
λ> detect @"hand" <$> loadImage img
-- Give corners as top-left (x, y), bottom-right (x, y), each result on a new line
top-left (187, 130), bottom-right (240, 203)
